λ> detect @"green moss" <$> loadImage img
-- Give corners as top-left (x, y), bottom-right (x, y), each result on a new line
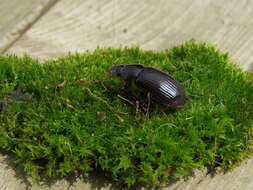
top-left (0, 41), bottom-right (252, 187)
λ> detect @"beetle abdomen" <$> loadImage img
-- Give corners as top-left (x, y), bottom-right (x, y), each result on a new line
top-left (135, 68), bottom-right (186, 108)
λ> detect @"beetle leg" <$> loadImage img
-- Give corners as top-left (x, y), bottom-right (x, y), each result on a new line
top-left (145, 92), bottom-right (151, 117)
top-left (139, 91), bottom-right (146, 102)
top-left (123, 81), bottom-right (131, 88)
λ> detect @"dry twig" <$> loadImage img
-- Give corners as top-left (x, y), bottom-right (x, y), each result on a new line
top-left (84, 87), bottom-right (125, 122)
top-left (117, 94), bottom-right (135, 106)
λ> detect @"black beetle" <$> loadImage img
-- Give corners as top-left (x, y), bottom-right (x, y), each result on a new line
top-left (110, 64), bottom-right (187, 110)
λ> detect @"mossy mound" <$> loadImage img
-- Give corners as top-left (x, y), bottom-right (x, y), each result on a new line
top-left (0, 41), bottom-right (252, 188)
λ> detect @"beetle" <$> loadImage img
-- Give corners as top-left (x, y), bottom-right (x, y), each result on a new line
top-left (110, 64), bottom-right (187, 110)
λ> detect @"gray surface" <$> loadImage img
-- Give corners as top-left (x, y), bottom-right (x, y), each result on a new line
top-left (6, 0), bottom-right (253, 70)
top-left (0, 0), bottom-right (40, 38)
top-left (0, 0), bottom-right (58, 53)
top-left (0, 0), bottom-right (253, 189)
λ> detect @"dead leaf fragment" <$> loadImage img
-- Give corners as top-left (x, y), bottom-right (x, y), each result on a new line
top-left (57, 81), bottom-right (66, 89)
top-left (64, 98), bottom-right (77, 111)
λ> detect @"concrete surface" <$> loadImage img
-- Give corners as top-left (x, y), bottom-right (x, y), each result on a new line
top-left (0, 0), bottom-right (58, 53)
top-left (0, 0), bottom-right (41, 39)
top-left (0, 0), bottom-right (253, 189)
top-left (5, 0), bottom-right (253, 70)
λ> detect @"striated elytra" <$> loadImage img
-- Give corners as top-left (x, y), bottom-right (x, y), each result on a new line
top-left (110, 64), bottom-right (187, 110)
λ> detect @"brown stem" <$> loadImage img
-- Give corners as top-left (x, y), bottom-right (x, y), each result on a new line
top-left (117, 94), bottom-right (135, 106)
top-left (84, 87), bottom-right (125, 122)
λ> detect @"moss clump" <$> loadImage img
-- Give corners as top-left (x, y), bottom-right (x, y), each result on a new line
top-left (0, 41), bottom-right (252, 188)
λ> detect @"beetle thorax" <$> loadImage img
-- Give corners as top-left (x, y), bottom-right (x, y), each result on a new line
top-left (122, 67), bottom-right (143, 81)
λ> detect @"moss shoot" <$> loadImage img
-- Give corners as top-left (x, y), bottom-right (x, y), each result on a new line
top-left (0, 41), bottom-right (252, 188)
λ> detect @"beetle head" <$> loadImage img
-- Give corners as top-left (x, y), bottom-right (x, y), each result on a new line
top-left (110, 64), bottom-right (144, 81)
top-left (110, 65), bottom-right (124, 77)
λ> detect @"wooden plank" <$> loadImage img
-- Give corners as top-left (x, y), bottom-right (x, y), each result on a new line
top-left (0, 0), bottom-right (58, 53)
top-left (6, 0), bottom-right (253, 70)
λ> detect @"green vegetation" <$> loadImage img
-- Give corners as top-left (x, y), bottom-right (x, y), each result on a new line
top-left (0, 41), bottom-right (252, 188)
